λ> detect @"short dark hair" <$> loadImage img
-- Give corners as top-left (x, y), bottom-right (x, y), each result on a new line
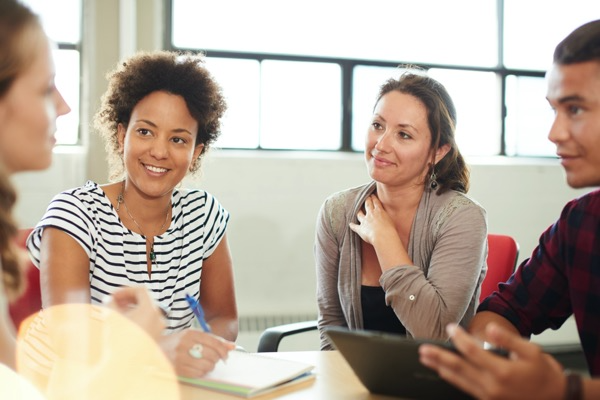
top-left (376, 71), bottom-right (469, 194)
top-left (94, 51), bottom-right (227, 180)
top-left (554, 19), bottom-right (600, 64)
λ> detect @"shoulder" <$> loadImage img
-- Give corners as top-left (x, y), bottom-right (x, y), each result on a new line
top-left (434, 190), bottom-right (486, 216)
top-left (173, 188), bottom-right (229, 217)
top-left (323, 182), bottom-right (375, 212)
top-left (50, 180), bottom-right (107, 207)
top-left (562, 189), bottom-right (600, 214)
top-left (429, 190), bottom-right (486, 234)
top-left (319, 182), bottom-right (374, 237)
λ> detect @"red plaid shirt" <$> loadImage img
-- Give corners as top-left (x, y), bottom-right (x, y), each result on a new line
top-left (479, 189), bottom-right (600, 376)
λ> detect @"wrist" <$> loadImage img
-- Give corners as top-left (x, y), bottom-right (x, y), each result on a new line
top-left (564, 371), bottom-right (583, 400)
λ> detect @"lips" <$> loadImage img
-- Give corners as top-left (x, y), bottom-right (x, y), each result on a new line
top-left (144, 164), bottom-right (169, 173)
top-left (371, 153), bottom-right (395, 166)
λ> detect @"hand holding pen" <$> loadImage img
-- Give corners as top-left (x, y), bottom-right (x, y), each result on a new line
top-left (185, 293), bottom-right (212, 333)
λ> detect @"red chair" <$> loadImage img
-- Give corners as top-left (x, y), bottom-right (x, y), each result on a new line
top-left (8, 228), bottom-right (41, 330)
top-left (480, 233), bottom-right (519, 303)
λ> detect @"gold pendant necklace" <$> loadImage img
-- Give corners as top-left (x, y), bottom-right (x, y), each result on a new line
top-left (116, 183), bottom-right (171, 265)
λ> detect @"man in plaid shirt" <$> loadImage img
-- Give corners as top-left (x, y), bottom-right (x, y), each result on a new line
top-left (420, 19), bottom-right (600, 400)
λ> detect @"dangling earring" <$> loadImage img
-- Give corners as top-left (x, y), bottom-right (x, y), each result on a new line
top-left (429, 168), bottom-right (438, 190)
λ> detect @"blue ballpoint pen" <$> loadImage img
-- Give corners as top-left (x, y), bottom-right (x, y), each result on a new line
top-left (185, 293), bottom-right (211, 333)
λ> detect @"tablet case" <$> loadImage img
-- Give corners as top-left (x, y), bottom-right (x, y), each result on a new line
top-left (325, 327), bottom-right (474, 400)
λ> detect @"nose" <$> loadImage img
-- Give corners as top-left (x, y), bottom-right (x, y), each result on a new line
top-left (374, 129), bottom-right (392, 152)
top-left (548, 112), bottom-right (569, 145)
top-left (54, 88), bottom-right (71, 117)
top-left (149, 137), bottom-right (169, 159)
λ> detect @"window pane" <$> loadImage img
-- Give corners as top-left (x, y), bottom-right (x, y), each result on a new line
top-left (172, 0), bottom-right (497, 67)
top-left (54, 49), bottom-right (80, 145)
top-left (505, 76), bottom-right (555, 156)
top-left (21, 0), bottom-right (81, 43)
top-left (503, 0), bottom-right (597, 70)
top-left (428, 69), bottom-right (501, 156)
top-left (353, 67), bottom-right (500, 156)
top-left (260, 61), bottom-right (341, 150)
top-left (205, 58), bottom-right (261, 149)
top-left (352, 66), bottom-right (405, 151)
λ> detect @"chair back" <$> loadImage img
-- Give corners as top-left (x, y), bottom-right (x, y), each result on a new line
top-left (8, 228), bottom-right (41, 330)
top-left (480, 234), bottom-right (519, 303)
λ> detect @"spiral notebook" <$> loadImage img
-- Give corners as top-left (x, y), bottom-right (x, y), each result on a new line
top-left (178, 351), bottom-right (315, 398)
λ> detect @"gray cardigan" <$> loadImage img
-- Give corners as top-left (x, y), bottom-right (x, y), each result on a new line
top-left (316, 181), bottom-right (487, 350)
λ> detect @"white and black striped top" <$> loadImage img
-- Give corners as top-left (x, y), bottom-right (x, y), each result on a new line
top-left (27, 181), bottom-right (229, 333)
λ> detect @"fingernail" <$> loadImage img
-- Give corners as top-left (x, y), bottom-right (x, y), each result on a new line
top-left (446, 323), bottom-right (457, 337)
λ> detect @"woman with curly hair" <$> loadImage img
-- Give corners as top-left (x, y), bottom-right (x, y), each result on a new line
top-left (26, 51), bottom-right (237, 378)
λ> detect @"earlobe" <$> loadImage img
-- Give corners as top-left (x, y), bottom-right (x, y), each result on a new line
top-left (193, 144), bottom-right (204, 160)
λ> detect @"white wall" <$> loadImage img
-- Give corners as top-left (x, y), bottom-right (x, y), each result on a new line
top-left (12, 150), bottom-right (591, 350)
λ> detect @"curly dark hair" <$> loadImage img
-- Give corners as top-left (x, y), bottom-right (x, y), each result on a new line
top-left (376, 70), bottom-right (469, 194)
top-left (94, 50), bottom-right (227, 181)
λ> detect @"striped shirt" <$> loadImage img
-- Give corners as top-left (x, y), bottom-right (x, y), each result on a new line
top-left (27, 181), bottom-right (229, 333)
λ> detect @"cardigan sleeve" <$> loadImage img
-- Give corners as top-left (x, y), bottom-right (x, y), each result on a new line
top-left (380, 196), bottom-right (487, 340)
top-left (315, 196), bottom-right (348, 350)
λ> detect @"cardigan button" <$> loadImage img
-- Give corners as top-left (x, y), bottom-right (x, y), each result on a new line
top-left (409, 294), bottom-right (415, 301)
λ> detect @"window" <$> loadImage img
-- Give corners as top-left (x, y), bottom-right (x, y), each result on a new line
top-left (22, 0), bottom-right (81, 145)
top-left (169, 0), bottom-right (597, 156)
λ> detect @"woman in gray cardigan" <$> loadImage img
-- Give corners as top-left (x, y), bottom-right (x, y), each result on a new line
top-left (316, 71), bottom-right (487, 350)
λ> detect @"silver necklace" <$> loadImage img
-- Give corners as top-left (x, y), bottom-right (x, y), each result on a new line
top-left (116, 184), bottom-right (170, 264)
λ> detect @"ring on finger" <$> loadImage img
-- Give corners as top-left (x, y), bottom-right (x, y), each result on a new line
top-left (189, 343), bottom-right (204, 359)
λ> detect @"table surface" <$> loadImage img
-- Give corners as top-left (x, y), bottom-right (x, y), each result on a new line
top-left (179, 350), bottom-right (403, 400)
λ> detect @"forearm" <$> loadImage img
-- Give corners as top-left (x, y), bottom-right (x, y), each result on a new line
top-left (373, 233), bottom-right (413, 271)
top-left (206, 316), bottom-right (238, 342)
top-left (382, 267), bottom-right (451, 339)
top-left (468, 311), bottom-right (520, 340)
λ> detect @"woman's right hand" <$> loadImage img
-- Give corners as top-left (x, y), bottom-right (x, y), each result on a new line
top-left (158, 329), bottom-right (236, 378)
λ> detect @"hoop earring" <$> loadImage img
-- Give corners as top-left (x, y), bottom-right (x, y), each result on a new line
top-left (429, 169), bottom-right (438, 190)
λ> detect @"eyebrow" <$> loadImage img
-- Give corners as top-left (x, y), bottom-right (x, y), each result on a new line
top-left (136, 119), bottom-right (194, 135)
top-left (374, 114), bottom-right (419, 133)
top-left (547, 94), bottom-right (585, 104)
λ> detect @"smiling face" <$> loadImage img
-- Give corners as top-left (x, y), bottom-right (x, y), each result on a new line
top-left (118, 91), bottom-right (203, 200)
top-left (546, 61), bottom-right (600, 188)
top-left (0, 26), bottom-right (70, 174)
top-left (365, 91), bottom-right (446, 189)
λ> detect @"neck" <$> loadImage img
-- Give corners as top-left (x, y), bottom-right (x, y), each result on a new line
top-left (374, 182), bottom-right (424, 214)
top-left (116, 181), bottom-right (172, 237)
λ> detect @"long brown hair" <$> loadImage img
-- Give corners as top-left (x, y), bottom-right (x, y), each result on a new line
top-left (376, 70), bottom-right (469, 194)
top-left (0, 0), bottom-right (42, 298)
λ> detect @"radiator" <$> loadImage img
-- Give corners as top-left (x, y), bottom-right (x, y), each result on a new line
top-left (238, 314), bottom-right (317, 332)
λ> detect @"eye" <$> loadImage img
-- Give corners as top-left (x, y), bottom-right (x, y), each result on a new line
top-left (371, 122), bottom-right (383, 130)
top-left (399, 131), bottom-right (411, 139)
top-left (171, 136), bottom-right (188, 145)
top-left (136, 128), bottom-right (151, 136)
top-left (567, 105), bottom-right (583, 116)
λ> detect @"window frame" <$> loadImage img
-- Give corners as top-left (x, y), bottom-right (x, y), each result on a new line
top-left (164, 0), bottom-right (548, 156)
